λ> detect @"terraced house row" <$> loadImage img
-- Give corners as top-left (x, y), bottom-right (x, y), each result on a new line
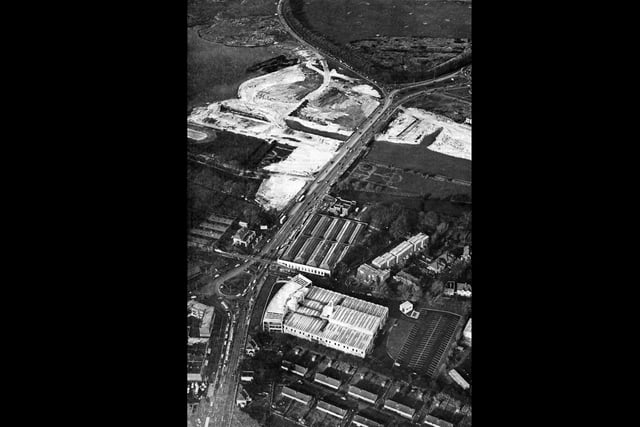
top-left (277, 213), bottom-right (367, 276)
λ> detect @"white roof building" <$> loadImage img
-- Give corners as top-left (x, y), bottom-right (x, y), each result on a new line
top-left (463, 318), bottom-right (471, 345)
top-left (400, 301), bottom-right (414, 314)
top-left (262, 275), bottom-right (388, 357)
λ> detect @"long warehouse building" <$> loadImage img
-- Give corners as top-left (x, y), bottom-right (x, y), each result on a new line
top-left (277, 213), bottom-right (367, 276)
top-left (262, 274), bottom-right (388, 358)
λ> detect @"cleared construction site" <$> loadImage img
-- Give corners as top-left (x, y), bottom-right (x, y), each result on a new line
top-left (277, 213), bottom-right (367, 276)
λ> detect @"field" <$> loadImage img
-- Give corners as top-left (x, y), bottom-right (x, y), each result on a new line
top-left (188, 28), bottom-right (288, 109)
top-left (297, 0), bottom-right (472, 44)
top-left (365, 141), bottom-right (471, 181)
top-left (387, 309), bottom-right (461, 377)
top-left (188, 0), bottom-right (277, 27)
top-left (404, 91), bottom-right (471, 124)
top-left (188, 128), bottom-right (270, 169)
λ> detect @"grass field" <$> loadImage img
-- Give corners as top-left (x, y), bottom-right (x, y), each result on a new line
top-left (365, 141), bottom-right (471, 181)
top-left (404, 91), bottom-right (471, 124)
top-left (188, 129), bottom-right (270, 169)
top-left (188, 0), bottom-right (277, 27)
top-left (188, 28), bottom-right (288, 109)
top-left (297, 0), bottom-right (472, 45)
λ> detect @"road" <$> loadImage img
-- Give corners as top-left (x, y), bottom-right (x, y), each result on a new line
top-left (196, 3), bottom-right (470, 425)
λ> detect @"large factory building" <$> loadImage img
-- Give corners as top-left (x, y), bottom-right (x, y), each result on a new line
top-left (262, 274), bottom-right (388, 358)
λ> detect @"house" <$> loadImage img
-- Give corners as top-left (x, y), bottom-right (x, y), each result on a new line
top-left (327, 197), bottom-right (356, 217)
top-left (316, 400), bottom-right (348, 419)
top-left (383, 399), bottom-right (415, 419)
top-left (394, 271), bottom-right (420, 287)
top-left (291, 364), bottom-right (308, 377)
top-left (356, 263), bottom-right (390, 287)
top-left (424, 414), bottom-right (454, 427)
top-left (352, 414), bottom-right (384, 427)
top-left (444, 281), bottom-right (456, 296)
top-left (461, 245), bottom-right (471, 261)
top-left (240, 371), bottom-right (254, 382)
top-left (399, 301), bottom-right (413, 315)
top-left (245, 339), bottom-right (260, 357)
top-left (427, 252), bottom-right (456, 274)
top-left (456, 283), bottom-right (472, 298)
top-left (281, 386), bottom-right (312, 405)
top-left (449, 369), bottom-right (470, 390)
top-left (232, 227), bottom-right (256, 247)
top-left (236, 385), bottom-right (252, 408)
top-left (314, 372), bottom-right (341, 390)
top-left (348, 384), bottom-right (378, 404)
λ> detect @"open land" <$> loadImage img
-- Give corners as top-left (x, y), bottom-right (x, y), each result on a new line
top-left (189, 53), bottom-right (381, 210)
top-left (297, 0), bottom-right (472, 43)
top-left (289, 0), bottom-right (472, 83)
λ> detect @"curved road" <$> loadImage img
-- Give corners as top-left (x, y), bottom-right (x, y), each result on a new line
top-left (199, 4), bottom-right (470, 426)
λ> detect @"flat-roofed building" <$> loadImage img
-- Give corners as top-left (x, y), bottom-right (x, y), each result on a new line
top-left (399, 301), bottom-right (413, 315)
top-left (424, 414), bottom-right (454, 427)
top-left (199, 305), bottom-right (215, 338)
top-left (314, 372), bottom-right (341, 390)
top-left (281, 386), bottom-right (312, 405)
top-left (187, 300), bottom-right (211, 319)
top-left (263, 275), bottom-right (388, 358)
top-left (316, 400), bottom-right (348, 419)
top-left (383, 399), bottom-right (415, 419)
top-left (372, 233), bottom-right (429, 269)
top-left (348, 385), bottom-right (378, 404)
top-left (291, 364), bottom-right (308, 377)
top-left (371, 252), bottom-right (395, 270)
top-left (390, 241), bottom-right (414, 266)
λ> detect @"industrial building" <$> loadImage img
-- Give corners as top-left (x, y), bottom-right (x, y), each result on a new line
top-left (371, 233), bottom-right (429, 269)
top-left (277, 213), bottom-right (367, 276)
top-left (262, 274), bottom-right (388, 358)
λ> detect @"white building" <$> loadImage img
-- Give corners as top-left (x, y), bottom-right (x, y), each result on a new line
top-left (449, 369), bottom-right (470, 390)
top-left (371, 233), bottom-right (429, 269)
top-left (262, 274), bottom-right (388, 358)
top-left (463, 318), bottom-right (471, 345)
top-left (399, 301), bottom-right (413, 315)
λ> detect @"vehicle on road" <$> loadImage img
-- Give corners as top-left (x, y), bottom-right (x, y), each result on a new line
top-left (234, 264), bottom-right (240, 268)
top-left (214, 274), bottom-right (220, 278)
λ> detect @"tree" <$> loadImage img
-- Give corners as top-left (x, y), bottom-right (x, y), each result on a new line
top-left (419, 211), bottom-right (440, 231)
top-left (389, 214), bottom-right (409, 240)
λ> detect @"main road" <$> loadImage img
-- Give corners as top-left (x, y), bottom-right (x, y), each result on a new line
top-left (198, 3), bottom-right (470, 425)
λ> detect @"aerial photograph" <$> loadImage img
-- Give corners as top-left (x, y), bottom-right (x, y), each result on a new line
top-left (187, 1), bottom-right (471, 426)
